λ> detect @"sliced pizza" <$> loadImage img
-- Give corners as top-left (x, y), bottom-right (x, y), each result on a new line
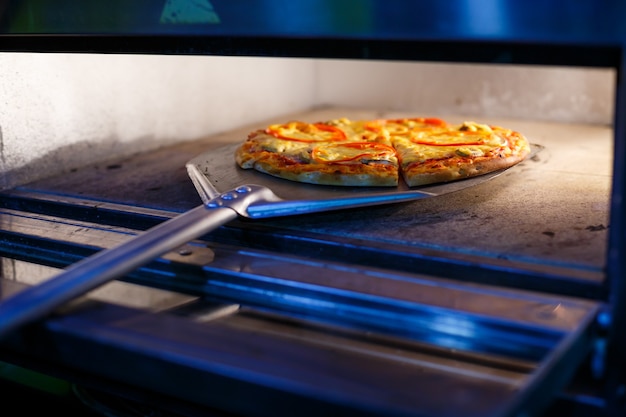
top-left (235, 120), bottom-right (399, 186)
top-left (234, 117), bottom-right (530, 188)
top-left (391, 120), bottom-right (531, 186)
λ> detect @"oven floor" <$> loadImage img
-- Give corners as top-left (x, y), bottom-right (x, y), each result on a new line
top-left (12, 108), bottom-right (612, 284)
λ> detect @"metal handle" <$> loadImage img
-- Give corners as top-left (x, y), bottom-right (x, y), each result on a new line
top-left (0, 204), bottom-right (238, 340)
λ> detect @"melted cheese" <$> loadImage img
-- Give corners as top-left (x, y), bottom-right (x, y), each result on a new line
top-left (327, 118), bottom-right (388, 143)
top-left (312, 142), bottom-right (397, 164)
top-left (258, 119), bottom-right (507, 166)
top-left (268, 121), bottom-right (343, 142)
top-left (258, 136), bottom-right (310, 154)
top-left (392, 122), bottom-right (507, 164)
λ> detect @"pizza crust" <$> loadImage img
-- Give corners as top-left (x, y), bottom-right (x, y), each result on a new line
top-left (401, 152), bottom-right (529, 187)
top-left (246, 157), bottom-right (399, 187)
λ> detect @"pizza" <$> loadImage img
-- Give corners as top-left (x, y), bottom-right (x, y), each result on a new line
top-left (234, 116), bottom-right (531, 187)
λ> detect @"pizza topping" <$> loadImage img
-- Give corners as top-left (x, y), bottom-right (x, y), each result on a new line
top-left (386, 117), bottom-right (447, 127)
top-left (236, 116), bottom-right (530, 187)
top-left (311, 142), bottom-right (397, 164)
top-left (258, 139), bottom-right (309, 154)
top-left (364, 118), bottom-right (448, 138)
top-left (408, 122), bottom-right (506, 148)
top-left (266, 121), bottom-right (347, 142)
top-left (456, 147), bottom-right (485, 158)
top-left (410, 136), bottom-right (488, 147)
top-left (328, 118), bottom-right (390, 142)
top-left (458, 121), bottom-right (493, 132)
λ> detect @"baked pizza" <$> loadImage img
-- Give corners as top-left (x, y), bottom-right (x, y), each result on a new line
top-left (235, 116), bottom-right (530, 187)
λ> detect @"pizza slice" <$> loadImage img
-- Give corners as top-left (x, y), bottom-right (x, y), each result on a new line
top-left (389, 120), bottom-right (530, 186)
top-left (235, 120), bottom-right (399, 186)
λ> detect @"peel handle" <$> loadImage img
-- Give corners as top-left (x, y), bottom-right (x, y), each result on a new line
top-left (0, 204), bottom-right (238, 340)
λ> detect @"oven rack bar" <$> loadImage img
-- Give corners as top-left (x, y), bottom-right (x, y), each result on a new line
top-left (0, 204), bottom-right (597, 360)
top-left (0, 273), bottom-right (601, 417)
top-left (0, 189), bottom-right (606, 300)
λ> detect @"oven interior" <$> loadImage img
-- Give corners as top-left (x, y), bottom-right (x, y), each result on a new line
top-left (0, 2), bottom-right (625, 417)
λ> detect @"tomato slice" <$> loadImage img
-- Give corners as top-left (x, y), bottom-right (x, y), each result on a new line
top-left (364, 120), bottom-right (386, 132)
top-left (266, 121), bottom-right (347, 142)
top-left (311, 142), bottom-right (396, 163)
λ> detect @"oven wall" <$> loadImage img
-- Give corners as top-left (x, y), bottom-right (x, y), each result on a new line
top-left (0, 54), bottom-right (615, 190)
top-left (0, 53), bottom-right (317, 189)
top-left (315, 60), bottom-right (615, 125)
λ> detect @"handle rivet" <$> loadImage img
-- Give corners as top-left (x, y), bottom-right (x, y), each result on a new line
top-left (207, 200), bottom-right (224, 207)
top-left (221, 192), bottom-right (238, 200)
top-left (235, 186), bottom-right (252, 193)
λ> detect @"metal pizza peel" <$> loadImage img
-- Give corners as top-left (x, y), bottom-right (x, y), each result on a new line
top-left (185, 143), bottom-right (527, 216)
top-left (0, 142), bottom-right (542, 339)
